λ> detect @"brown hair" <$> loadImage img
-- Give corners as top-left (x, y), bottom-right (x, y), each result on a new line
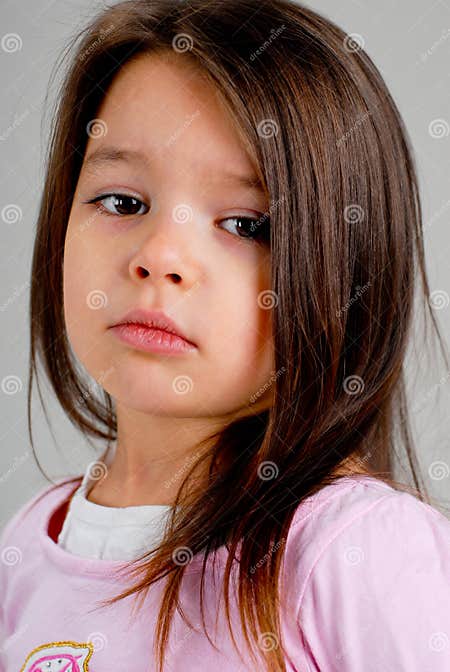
top-left (27, 0), bottom-right (449, 670)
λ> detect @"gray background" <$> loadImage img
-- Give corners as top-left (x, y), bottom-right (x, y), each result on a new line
top-left (1, 0), bottom-right (450, 532)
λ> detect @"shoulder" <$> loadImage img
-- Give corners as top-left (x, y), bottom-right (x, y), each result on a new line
top-left (284, 475), bottom-right (401, 578)
top-left (283, 475), bottom-right (450, 671)
top-left (0, 477), bottom-right (80, 550)
top-left (0, 477), bottom-right (80, 605)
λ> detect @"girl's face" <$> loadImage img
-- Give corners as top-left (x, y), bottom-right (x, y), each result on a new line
top-left (63, 52), bottom-right (275, 421)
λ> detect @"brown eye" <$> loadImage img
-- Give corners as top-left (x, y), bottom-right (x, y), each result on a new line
top-left (87, 193), bottom-right (149, 217)
top-left (217, 215), bottom-right (270, 242)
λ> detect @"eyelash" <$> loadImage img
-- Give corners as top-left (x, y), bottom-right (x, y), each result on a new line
top-left (83, 193), bottom-right (269, 243)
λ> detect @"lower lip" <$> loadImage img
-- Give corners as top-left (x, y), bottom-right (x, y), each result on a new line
top-left (110, 323), bottom-right (197, 354)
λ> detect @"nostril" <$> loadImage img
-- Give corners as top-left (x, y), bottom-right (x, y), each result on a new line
top-left (136, 267), bottom-right (150, 278)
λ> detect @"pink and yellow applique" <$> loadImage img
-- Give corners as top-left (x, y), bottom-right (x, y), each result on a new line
top-left (20, 640), bottom-right (94, 671)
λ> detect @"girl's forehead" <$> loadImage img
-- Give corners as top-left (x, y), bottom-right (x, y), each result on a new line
top-left (85, 56), bottom-right (260, 184)
top-left (99, 51), bottom-right (214, 111)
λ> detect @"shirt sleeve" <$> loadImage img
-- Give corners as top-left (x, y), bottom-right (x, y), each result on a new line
top-left (297, 491), bottom-right (450, 672)
top-left (0, 504), bottom-right (25, 659)
top-left (0, 481), bottom-right (61, 659)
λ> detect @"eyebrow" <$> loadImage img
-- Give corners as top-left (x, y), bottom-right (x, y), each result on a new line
top-left (82, 145), bottom-right (266, 193)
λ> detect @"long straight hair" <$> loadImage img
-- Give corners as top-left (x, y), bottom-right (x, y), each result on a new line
top-left (28, 1), bottom-right (449, 670)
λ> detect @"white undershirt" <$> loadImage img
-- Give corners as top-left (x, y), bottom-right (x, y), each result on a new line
top-left (57, 442), bottom-right (172, 561)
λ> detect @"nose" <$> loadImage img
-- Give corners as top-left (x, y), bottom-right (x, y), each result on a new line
top-left (127, 210), bottom-right (202, 292)
top-left (132, 261), bottom-right (181, 284)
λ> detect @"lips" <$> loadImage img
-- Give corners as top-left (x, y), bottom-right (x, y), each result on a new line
top-left (111, 308), bottom-right (196, 347)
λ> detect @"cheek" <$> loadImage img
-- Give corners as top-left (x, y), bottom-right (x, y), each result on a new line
top-left (202, 314), bottom-right (274, 414)
top-left (63, 233), bottom-right (83, 331)
top-left (206, 266), bottom-right (275, 397)
top-left (63, 216), bottom-right (115, 316)
top-left (234, 252), bottom-right (272, 350)
top-left (226, 299), bottom-right (273, 371)
top-left (63, 225), bottom-right (111, 373)
top-left (239, 253), bottom-right (273, 354)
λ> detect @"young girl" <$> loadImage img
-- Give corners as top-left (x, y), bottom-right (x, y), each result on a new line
top-left (1, 0), bottom-right (449, 670)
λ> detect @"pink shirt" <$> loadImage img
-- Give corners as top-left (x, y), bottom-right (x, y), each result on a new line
top-left (1, 473), bottom-right (449, 671)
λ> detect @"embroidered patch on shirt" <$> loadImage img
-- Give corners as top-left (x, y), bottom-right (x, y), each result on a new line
top-left (20, 641), bottom-right (94, 671)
